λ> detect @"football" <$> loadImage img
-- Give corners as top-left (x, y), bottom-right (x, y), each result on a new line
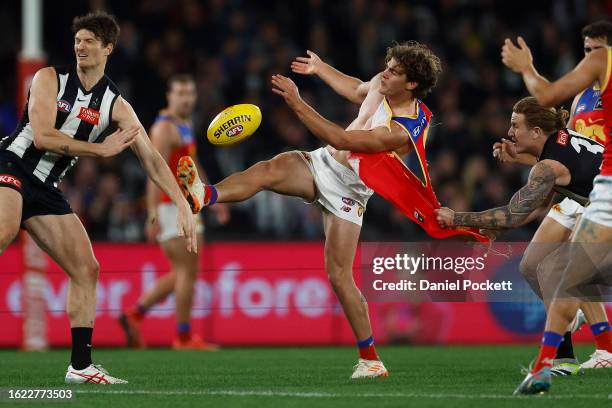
top-left (207, 104), bottom-right (262, 146)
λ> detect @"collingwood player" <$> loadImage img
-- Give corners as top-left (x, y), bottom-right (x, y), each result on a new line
top-left (0, 12), bottom-right (196, 384)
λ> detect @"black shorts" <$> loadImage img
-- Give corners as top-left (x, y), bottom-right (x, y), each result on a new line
top-left (0, 151), bottom-right (73, 224)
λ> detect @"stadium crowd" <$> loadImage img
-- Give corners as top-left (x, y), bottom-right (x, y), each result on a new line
top-left (1, 0), bottom-right (610, 241)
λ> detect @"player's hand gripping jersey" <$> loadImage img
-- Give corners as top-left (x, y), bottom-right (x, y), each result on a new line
top-left (350, 99), bottom-right (488, 242)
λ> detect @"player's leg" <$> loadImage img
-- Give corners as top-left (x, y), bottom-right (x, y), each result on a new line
top-left (322, 211), bottom-right (388, 378)
top-left (521, 214), bottom-right (582, 374)
top-left (160, 235), bottom-right (215, 350)
top-left (23, 213), bottom-right (126, 383)
top-left (520, 216), bottom-right (571, 301)
top-left (0, 187), bottom-right (22, 254)
top-left (119, 272), bottom-right (175, 348)
top-left (177, 152), bottom-right (316, 211)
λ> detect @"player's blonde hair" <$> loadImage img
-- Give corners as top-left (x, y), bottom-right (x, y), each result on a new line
top-left (512, 97), bottom-right (569, 133)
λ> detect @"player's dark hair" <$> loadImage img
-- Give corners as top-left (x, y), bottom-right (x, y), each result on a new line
top-left (167, 74), bottom-right (196, 92)
top-left (72, 11), bottom-right (120, 49)
top-left (582, 21), bottom-right (612, 45)
top-left (513, 97), bottom-right (569, 133)
top-left (385, 41), bottom-right (442, 99)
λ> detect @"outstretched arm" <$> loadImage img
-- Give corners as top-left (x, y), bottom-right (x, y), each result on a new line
top-left (291, 50), bottom-right (372, 104)
top-left (502, 37), bottom-right (605, 107)
top-left (113, 97), bottom-right (197, 252)
top-left (436, 161), bottom-right (561, 230)
top-left (272, 74), bottom-right (405, 152)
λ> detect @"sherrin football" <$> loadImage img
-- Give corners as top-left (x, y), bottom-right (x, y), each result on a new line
top-left (207, 104), bottom-right (262, 146)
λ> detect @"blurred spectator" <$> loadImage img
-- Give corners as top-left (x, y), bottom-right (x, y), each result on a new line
top-left (4, 0), bottom-right (609, 241)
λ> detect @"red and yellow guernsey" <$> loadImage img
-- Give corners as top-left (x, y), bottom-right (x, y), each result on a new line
top-left (600, 48), bottom-right (612, 176)
top-left (350, 98), bottom-right (488, 242)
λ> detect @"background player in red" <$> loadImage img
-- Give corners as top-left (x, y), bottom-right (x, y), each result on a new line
top-left (501, 34), bottom-right (612, 395)
top-left (120, 75), bottom-right (228, 350)
top-left (178, 42), bottom-right (442, 378)
top-left (0, 12), bottom-right (196, 384)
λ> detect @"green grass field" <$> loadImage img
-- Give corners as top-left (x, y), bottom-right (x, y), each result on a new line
top-left (0, 346), bottom-right (610, 408)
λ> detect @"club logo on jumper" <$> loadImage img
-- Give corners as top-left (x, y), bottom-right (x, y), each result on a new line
top-left (0, 174), bottom-right (22, 189)
top-left (556, 130), bottom-right (569, 146)
top-left (342, 197), bottom-right (356, 206)
top-left (213, 115), bottom-right (251, 139)
top-left (413, 210), bottom-right (425, 223)
top-left (357, 206), bottom-right (364, 217)
top-left (78, 107), bottom-right (100, 125)
top-left (341, 205), bottom-right (351, 213)
top-left (595, 98), bottom-right (603, 109)
top-left (57, 100), bottom-right (72, 113)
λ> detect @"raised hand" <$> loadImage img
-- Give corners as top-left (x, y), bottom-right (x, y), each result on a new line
top-left (501, 36), bottom-right (533, 74)
top-left (493, 138), bottom-right (518, 163)
top-left (291, 50), bottom-right (322, 76)
top-left (271, 74), bottom-right (302, 110)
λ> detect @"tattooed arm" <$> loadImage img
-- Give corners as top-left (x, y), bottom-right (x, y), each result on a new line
top-left (436, 161), bottom-right (564, 230)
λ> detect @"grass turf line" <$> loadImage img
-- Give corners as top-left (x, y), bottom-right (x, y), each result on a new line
top-left (0, 346), bottom-right (610, 408)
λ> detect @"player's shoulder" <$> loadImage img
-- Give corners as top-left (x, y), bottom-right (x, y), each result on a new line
top-left (33, 66), bottom-right (58, 82)
top-left (103, 74), bottom-right (121, 95)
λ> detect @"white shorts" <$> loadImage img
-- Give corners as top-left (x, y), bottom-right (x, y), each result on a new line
top-left (582, 175), bottom-right (612, 228)
top-left (157, 203), bottom-right (204, 242)
top-left (546, 197), bottom-right (584, 230)
top-left (300, 147), bottom-right (373, 226)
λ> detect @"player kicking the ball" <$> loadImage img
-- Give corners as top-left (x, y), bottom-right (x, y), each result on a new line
top-left (120, 75), bottom-right (228, 350)
top-left (0, 12), bottom-right (196, 384)
top-left (177, 41), bottom-right (442, 378)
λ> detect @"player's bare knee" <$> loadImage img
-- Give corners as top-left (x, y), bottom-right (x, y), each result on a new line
top-left (73, 257), bottom-right (100, 285)
top-left (519, 255), bottom-right (537, 280)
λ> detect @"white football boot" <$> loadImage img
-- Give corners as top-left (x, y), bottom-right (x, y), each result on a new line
top-left (580, 350), bottom-right (612, 369)
top-left (65, 364), bottom-right (128, 384)
top-left (350, 359), bottom-right (389, 379)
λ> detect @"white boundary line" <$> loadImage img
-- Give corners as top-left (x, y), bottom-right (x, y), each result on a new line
top-left (76, 389), bottom-right (612, 400)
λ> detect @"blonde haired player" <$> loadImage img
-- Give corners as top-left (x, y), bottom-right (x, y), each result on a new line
top-left (178, 42), bottom-right (442, 378)
top-left (493, 22), bottom-right (612, 376)
top-left (120, 74), bottom-right (228, 350)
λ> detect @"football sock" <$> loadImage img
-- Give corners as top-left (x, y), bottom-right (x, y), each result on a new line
top-left (555, 331), bottom-right (576, 360)
top-left (177, 322), bottom-right (191, 342)
top-left (204, 185), bottom-right (218, 206)
top-left (71, 327), bottom-right (93, 370)
top-left (357, 336), bottom-right (379, 361)
top-left (533, 331), bottom-right (563, 373)
top-left (133, 303), bottom-right (148, 320)
top-left (590, 322), bottom-right (612, 352)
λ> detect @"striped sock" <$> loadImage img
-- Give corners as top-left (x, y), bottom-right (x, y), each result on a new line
top-left (357, 336), bottom-right (379, 361)
top-left (177, 322), bottom-right (191, 342)
top-left (533, 331), bottom-right (563, 373)
top-left (590, 322), bottom-right (612, 352)
top-left (204, 185), bottom-right (218, 206)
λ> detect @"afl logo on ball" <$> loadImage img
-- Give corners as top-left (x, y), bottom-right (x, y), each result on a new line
top-left (57, 100), bottom-right (72, 113)
top-left (226, 125), bottom-right (244, 138)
